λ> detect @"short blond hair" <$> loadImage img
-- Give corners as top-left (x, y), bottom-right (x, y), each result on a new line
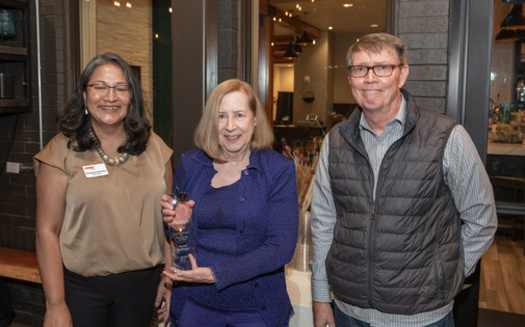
top-left (346, 33), bottom-right (407, 67)
top-left (194, 79), bottom-right (274, 160)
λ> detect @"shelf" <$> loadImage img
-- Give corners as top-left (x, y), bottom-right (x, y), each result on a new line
top-left (488, 142), bottom-right (525, 156)
top-left (0, 107), bottom-right (30, 115)
top-left (0, 98), bottom-right (29, 114)
top-left (0, 0), bottom-right (25, 9)
top-left (0, 97), bottom-right (28, 106)
top-left (0, 0), bottom-right (30, 115)
top-left (0, 45), bottom-right (27, 56)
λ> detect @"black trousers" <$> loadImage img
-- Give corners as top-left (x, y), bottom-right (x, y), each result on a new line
top-left (64, 265), bottom-right (162, 327)
top-left (0, 280), bottom-right (15, 327)
top-left (452, 260), bottom-right (481, 327)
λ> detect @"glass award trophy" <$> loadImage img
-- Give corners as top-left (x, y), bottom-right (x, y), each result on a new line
top-left (168, 188), bottom-right (195, 270)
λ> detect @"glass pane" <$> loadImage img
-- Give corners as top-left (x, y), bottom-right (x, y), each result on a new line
top-left (486, 1), bottom-right (525, 316)
top-left (488, 0), bottom-right (525, 206)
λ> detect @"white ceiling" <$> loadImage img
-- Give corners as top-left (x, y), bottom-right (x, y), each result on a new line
top-left (270, 0), bottom-right (388, 37)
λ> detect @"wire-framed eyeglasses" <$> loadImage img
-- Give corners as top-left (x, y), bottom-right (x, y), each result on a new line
top-left (87, 83), bottom-right (130, 94)
top-left (348, 64), bottom-right (403, 78)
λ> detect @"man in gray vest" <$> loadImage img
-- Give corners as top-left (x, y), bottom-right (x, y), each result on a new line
top-left (310, 33), bottom-right (497, 327)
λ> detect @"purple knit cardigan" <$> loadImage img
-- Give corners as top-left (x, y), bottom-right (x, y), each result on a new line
top-left (167, 148), bottom-right (299, 327)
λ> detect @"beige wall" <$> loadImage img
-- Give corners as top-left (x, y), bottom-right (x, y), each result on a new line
top-left (273, 31), bottom-right (359, 125)
top-left (293, 30), bottom-right (333, 125)
top-left (268, 2), bottom-right (397, 125)
top-left (333, 33), bottom-right (360, 104)
top-left (273, 65), bottom-right (294, 121)
top-left (274, 65), bottom-right (294, 93)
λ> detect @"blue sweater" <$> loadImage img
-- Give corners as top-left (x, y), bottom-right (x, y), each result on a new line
top-left (168, 148), bottom-right (299, 327)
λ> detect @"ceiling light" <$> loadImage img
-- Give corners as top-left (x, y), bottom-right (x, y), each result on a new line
top-left (297, 31), bottom-right (314, 46)
top-left (284, 22), bottom-right (297, 59)
top-left (328, 26), bottom-right (333, 30)
top-left (500, 4), bottom-right (525, 30)
top-left (343, 4), bottom-right (353, 8)
top-left (371, 24), bottom-right (379, 28)
top-left (495, 29), bottom-right (519, 42)
top-left (296, 12), bottom-right (314, 46)
top-left (294, 39), bottom-right (303, 55)
top-left (284, 43), bottom-right (298, 59)
top-left (294, 44), bottom-right (303, 55)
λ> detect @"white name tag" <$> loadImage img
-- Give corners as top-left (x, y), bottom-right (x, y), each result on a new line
top-left (83, 163), bottom-right (109, 178)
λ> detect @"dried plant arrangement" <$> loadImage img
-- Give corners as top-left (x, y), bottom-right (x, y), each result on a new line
top-left (280, 138), bottom-right (319, 212)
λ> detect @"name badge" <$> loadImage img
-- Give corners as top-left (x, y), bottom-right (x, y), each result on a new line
top-left (83, 163), bottom-right (109, 178)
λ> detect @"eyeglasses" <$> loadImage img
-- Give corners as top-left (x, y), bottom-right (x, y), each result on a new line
top-left (348, 64), bottom-right (403, 78)
top-left (87, 83), bottom-right (130, 94)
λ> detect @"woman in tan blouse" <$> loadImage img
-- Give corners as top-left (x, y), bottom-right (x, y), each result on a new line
top-left (34, 53), bottom-right (173, 327)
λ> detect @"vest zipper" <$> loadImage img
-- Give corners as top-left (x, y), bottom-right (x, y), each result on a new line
top-left (367, 203), bottom-right (375, 307)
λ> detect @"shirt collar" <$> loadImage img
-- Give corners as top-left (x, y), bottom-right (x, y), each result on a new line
top-left (359, 92), bottom-right (407, 130)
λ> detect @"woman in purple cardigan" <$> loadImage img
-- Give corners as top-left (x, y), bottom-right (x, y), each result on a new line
top-left (158, 79), bottom-right (299, 327)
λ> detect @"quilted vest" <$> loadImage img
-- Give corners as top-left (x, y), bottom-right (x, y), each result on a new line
top-left (327, 90), bottom-right (464, 314)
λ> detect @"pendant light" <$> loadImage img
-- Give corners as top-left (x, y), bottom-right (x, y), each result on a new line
top-left (296, 12), bottom-right (314, 46)
top-left (297, 31), bottom-right (313, 46)
top-left (284, 42), bottom-right (298, 59)
top-left (283, 17), bottom-right (297, 59)
top-left (500, 4), bottom-right (525, 30)
top-left (495, 29), bottom-right (519, 42)
top-left (294, 36), bottom-right (303, 55)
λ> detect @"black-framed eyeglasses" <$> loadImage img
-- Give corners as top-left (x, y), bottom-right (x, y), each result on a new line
top-left (87, 83), bottom-right (130, 94)
top-left (348, 64), bottom-right (403, 78)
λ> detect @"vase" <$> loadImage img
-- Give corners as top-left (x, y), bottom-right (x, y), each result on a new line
top-left (293, 211), bottom-right (312, 272)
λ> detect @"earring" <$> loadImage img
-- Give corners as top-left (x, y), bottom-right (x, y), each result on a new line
top-left (85, 107), bottom-right (88, 115)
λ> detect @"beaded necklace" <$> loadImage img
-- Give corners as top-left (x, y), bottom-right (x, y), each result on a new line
top-left (88, 130), bottom-right (129, 166)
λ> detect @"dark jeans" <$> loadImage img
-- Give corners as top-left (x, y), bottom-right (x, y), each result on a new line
top-left (334, 302), bottom-right (455, 327)
top-left (64, 265), bottom-right (162, 327)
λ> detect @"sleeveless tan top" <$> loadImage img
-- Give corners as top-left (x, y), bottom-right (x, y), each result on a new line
top-left (34, 133), bottom-right (172, 276)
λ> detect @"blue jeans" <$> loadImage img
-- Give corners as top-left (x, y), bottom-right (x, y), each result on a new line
top-left (334, 302), bottom-right (455, 327)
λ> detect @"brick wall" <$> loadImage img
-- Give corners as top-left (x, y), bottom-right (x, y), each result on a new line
top-left (0, 0), bottom-right (70, 248)
top-left (0, 0), bottom-right (72, 317)
top-left (397, 0), bottom-right (450, 114)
